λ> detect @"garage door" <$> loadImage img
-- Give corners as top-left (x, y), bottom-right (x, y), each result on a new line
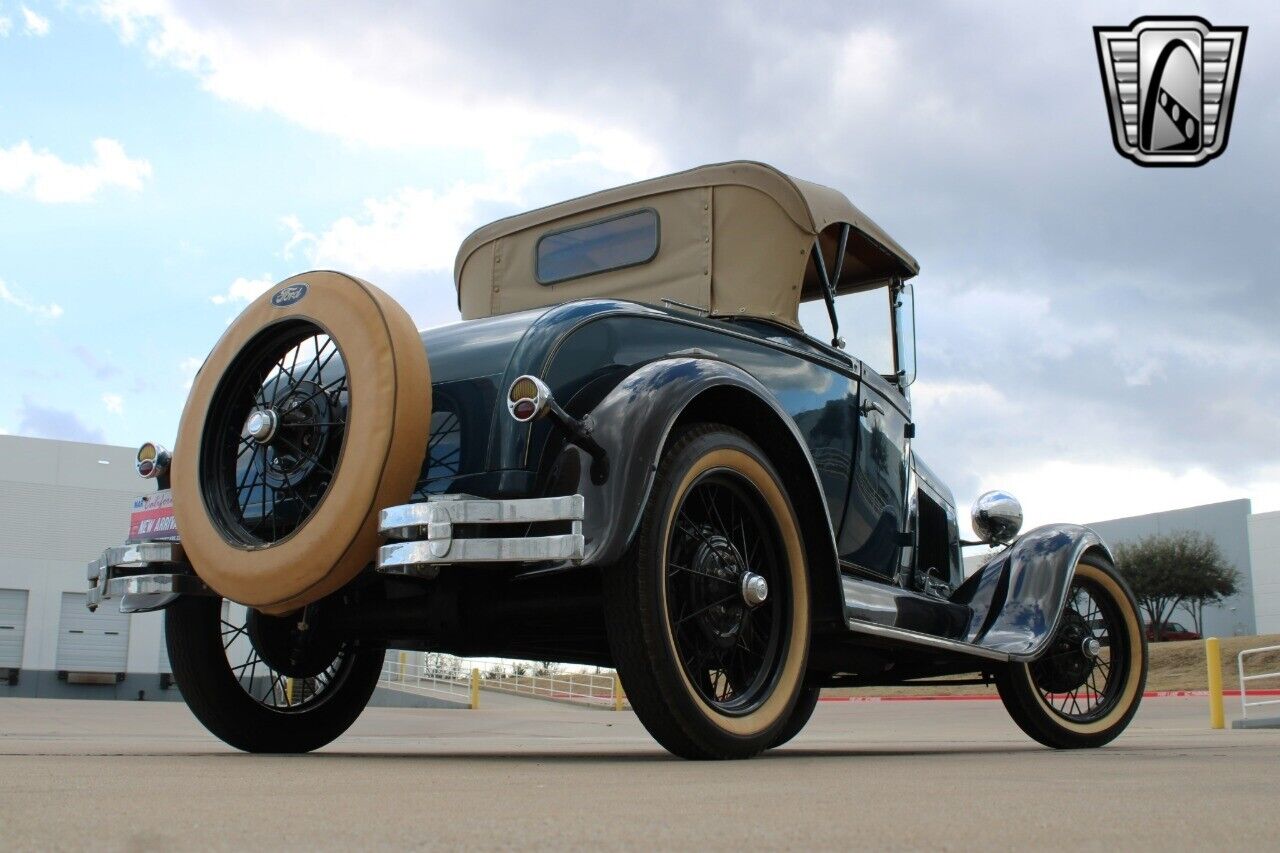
top-left (0, 589), bottom-right (28, 669)
top-left (57, 592), bottom-right (129, 673)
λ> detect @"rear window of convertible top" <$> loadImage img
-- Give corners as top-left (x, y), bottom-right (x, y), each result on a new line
top-left (535, 208), bottom-right (659, 285)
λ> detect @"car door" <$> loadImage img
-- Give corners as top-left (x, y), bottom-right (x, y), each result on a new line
top-left (837, 365), bottom-right (910, 580)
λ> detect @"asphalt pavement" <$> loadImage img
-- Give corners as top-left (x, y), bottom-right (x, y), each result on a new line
top-left (1, 694), bottom-right (1276, 850)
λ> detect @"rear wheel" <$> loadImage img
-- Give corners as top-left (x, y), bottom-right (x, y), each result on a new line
top-left (996, 553), bottom-right (1147, 748)
top-left (604, 425), bottom-right (811, 760)
top-left (166, 595), bottom-right (383, 753)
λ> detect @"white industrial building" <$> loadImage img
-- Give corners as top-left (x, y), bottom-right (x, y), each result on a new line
top-left (0, 435), bottom-right (176, 700)
top-left (1250, 511), bottom-right (1280, 635)
top-left (3, 432), bottom-right (1279, 701)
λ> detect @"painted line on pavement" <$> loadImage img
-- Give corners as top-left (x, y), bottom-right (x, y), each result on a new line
top-left (820, 689), bottom-right (1280, 703)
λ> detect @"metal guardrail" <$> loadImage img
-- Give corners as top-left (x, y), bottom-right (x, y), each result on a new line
top-left (378, 653), bottom-right (627, 711)
top-left (378, 656), bottom-right (472, 704)
top-left (479, 664), bottom-right (622, 709)
top-left (1237, 643), bottom-right (1280, 721)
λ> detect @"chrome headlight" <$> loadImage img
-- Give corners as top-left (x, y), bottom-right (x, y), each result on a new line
top-left (971, 490), bottom-right (1023, 545)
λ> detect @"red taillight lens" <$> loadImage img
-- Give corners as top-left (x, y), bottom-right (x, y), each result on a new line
top-left (512, 399), bottom-right (537, 421)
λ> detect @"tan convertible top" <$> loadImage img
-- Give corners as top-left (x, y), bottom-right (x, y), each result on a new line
top-left (454, 160), bottom-right (918, 329)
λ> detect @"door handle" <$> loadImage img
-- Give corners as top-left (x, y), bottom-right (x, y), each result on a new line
top-left (860, 400), bottom-right (885, 418)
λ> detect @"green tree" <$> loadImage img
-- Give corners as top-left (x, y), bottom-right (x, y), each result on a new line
top-left (1114, 531), bottom-right (1239, 641)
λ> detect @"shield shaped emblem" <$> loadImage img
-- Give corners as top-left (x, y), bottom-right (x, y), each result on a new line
top-left (1094, 17), bottom-right (1247, 167)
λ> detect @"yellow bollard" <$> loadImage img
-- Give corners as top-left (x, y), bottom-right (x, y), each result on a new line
top-left (285, 677), bottom-right (294, 705)
top-left (1205, 637), bottom-right (1224, 729)
top-left (612, 672), bottom-right (625, 712)
top-left (399, 650), bottom-right (407, 683)
top-left (470, 667), bottom-right (481, 710)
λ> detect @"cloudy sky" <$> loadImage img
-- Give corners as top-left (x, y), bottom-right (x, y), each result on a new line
top-left (1, 1), bottom-right (1276, 534)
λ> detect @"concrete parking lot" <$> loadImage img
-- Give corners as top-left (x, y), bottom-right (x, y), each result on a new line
top-left (1, 695), bottom-right (1277, 850)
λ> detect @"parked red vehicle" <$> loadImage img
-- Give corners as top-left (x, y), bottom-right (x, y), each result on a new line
top-left (1145, 622), bottom-right (1200, 642)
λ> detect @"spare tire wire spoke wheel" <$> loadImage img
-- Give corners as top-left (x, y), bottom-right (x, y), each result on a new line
top-left (604, 425), bottom-right (811, 760)
top-left (166, 271), bottom-right (430, 752)
top-left (996, 553), bottom-right (1148, 749)
top-left (208, 327), bottom-right (348, 546)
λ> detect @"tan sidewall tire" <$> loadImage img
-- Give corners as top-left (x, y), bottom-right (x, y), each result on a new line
top-left (172, 271), bottom-right (430, 614)
top-left (659, 447), bottom-right (810, 738)
top-left (1021, 559), bottom-right (1146, 735)
top-left (998, 554), bottom-right (1147, 747)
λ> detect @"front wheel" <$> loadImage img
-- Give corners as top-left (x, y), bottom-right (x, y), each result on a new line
top-left (166, 595), bottom-right (384, 753)
top-left (769, 685), bottom-right (821, 749)
top-left (996, 552), bottom-right (1147, 749)
top-left (603, 425), bottom-right (811, 760)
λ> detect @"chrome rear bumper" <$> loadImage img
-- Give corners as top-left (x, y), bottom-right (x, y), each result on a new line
top-left (377, 494), bottom-right (585, 577)
top-left (86, 542), bottom-right (211, 613)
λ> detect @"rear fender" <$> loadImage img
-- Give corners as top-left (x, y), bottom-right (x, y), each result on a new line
top-left (951, 524), bottom-right (1113, 662)
top-left (547, 357), bottom-right (843, 625)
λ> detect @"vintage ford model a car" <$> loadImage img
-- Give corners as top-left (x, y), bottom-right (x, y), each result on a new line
top-left (87, 162), bottom-right (1147, 759)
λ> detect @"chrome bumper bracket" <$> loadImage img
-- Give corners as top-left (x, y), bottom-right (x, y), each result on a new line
top-left (377, 494), bottom-right (585, 573)
top-left (86, 541), bottom-right (212, 613)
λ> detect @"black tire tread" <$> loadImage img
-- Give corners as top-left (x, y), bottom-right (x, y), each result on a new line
top-left (769, 685), bottom-right (821, 749)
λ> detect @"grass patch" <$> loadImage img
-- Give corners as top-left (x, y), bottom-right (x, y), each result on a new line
top-left (826, 633), bottom-right (1280, 697)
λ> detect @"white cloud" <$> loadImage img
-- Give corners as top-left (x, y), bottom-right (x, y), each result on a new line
top-left (968, 459), bottom-right (1271, 538)
top-left (102, 393), bottom-right (124, 415)
top-left (0, 278), bottom-right (63, 319)
top-left (211, 273), bottom-right (274, 305)
top-left (284, 180), bottom-right (522, 277)
top-left (0, 138), bottom-right (152, 203)
top-left (0, 16), bottom-right (12, 37)
top-left (834, 29), bottom-right (900, 103)
top-left (178, 356), bottom-right (202, 389)
top-left (16, 397), bottom-right (105, 443)
top-left (21, 6), bottom-right (49, 36)
top-left (281, 150), bottom-right (636, 290)
top-left (95, 1), bottom-right (663, 175)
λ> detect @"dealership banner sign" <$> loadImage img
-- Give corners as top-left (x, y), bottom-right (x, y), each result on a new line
top-left (127, 490), bottom-right (179, 542)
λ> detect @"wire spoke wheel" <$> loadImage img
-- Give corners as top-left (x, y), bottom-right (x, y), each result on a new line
top-left (1029, 578), bottom-right (1128, 723)
top-left (219, 601), bottom-right (354, 713)
top-left (665, 472), bottom-right (785, 715)
top-left (165, 594), bottom-right (385, 753)
top-left (603, 425), bottom-right (810, 760)
top-left (201, 321), bottom-right (349, 546)
top-left (995, 553), bottom-right (1147, 749)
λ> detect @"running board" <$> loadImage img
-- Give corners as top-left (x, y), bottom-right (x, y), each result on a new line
top-left (845, 618), bottom-right (1011, 662)
top-left (841, 575), bottom-right (1010, 663)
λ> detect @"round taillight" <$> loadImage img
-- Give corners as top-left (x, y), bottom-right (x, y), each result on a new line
top-left (512, 399), bottom-right (537, 421)
top-left (506, 375), bottom-right (552, 423)
top-left (135, 442), bottom-right (171, 479)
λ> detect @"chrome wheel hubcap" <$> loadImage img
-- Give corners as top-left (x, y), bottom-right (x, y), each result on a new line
top-left (245, 408), bottom-right (279, 444)
top-left (741, 572), bottom-right (768, 608)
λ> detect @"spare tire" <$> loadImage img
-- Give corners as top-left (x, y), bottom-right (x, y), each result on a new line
top-left (172, 271), bottom-right (430, 615)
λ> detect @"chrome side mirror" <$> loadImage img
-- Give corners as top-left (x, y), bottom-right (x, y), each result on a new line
top-left (971, 490), bottom-right (1023, 545)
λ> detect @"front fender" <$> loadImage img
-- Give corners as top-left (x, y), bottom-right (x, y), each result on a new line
top-left (951, 524), bottom-right (1113, 662)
